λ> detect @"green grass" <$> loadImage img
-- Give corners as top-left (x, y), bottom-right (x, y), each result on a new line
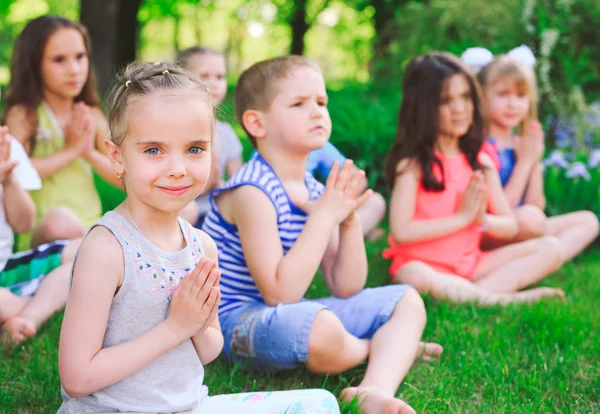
top-left (1, 237), bottom-right (599, 413)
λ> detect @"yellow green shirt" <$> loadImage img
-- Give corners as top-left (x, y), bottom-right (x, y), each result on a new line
top-left (16, 103), bottom-right (102, 250)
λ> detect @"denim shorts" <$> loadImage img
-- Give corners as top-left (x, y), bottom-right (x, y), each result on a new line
top-left (220, 285), bottom-right (411, 371)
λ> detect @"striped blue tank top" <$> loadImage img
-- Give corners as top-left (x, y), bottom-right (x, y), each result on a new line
top-left (202, 153), bottom-right (324, 316)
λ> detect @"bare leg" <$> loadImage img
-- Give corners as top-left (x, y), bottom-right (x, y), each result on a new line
top-left (2, 263), bottom-right (71, 343)
top-left (473, 236), bottom-right (564, 292)
top-left (0, 288), bottom-right (31, 322)
top-left (359, 192), bottom-right (386, 240)
top-left (544, 211), bottom-right (599, 262)
top-left (307, 310), bottom-right (370, 374)
top-left (341, 289), bottom-right (429, 413)
top-left (481, 204), bottom-right (546, 250)
top-left (60, 238), bottom-right (82, 264)
top-left (394, 261), bottom-right (563, 305)
top-left (31, 207), bottom-right (86, 247)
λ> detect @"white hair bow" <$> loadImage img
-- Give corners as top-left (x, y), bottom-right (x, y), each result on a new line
top-left (460, 45), bottom-right (536, 73)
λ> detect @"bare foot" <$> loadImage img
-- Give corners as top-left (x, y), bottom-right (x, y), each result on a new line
top-left (416, 341), bottom-right (443, 362)
top-left (2, 316), bottom-right (37, 344)
top-left (365, 228), bottom-right (386, 242)
top-left (511, 287), bottom-right (566, 304)
top-left (341, 386), bottom-right (415, 414)
top-left (0, 288), bottom-right (30, 322)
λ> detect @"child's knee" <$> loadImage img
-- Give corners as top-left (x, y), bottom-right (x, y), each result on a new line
top-left (517, 205), bottom-right (546, 239)
top-left (580, 210), bottom-right (599, 237)
top-left (393, 261), bottom-right (430, 287)
top-left (308, 310), bottom-right (346, 362)
top-left (38, 208), bottom-right (85, 241)
top-left (537, 236), bottom-right (564, 271)
top-left (392, 287), bottom-right (426, 324)
top-left (366, 191), bottom-right (386, 216)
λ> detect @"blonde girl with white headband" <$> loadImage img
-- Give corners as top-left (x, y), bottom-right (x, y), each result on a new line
top-left (462, 46), bottom-right (599, 261)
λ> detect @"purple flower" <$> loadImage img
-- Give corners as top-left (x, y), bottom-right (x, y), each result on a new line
top-left (543, 150), bottom-right (570, 169)
top-left (588, 148), bottom-right (600, 168)
top-left (565, 162), bottom-right (591, 180)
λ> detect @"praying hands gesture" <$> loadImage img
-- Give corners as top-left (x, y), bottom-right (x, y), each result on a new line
top-left (304, 160), bottom-right (372, 228)
top-left (0, 126), bottom-right (18, 185)
top-left (166, 257), bottom-right (221, 340)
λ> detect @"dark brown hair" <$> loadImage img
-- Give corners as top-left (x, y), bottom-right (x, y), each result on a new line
top-left (385, 52), bottom-right (486, 191)
top-left (234, 55), bottom-right (321, 147)
top-left (1, 15), bottom-right (100, 151)
top-left (107, 61), bottom-right (214, 146)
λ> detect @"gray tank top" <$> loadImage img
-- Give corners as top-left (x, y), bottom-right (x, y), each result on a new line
top-left (59, 211), bottom-right (209, 413)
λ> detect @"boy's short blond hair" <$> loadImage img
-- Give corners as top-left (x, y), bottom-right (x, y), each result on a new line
top-left (234, 55), bottom-right (321, 147)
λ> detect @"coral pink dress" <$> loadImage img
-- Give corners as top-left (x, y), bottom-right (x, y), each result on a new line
top-left (384, 152), bottom-right (487, 280)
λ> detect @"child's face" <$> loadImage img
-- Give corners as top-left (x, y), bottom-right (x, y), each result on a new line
top-left (41, 28), bottom-right (89, 100)
top-left (485, 79), bottom-right (530, 131)
top-left (438, 74), bottom-right (474, 140)
top-left (186, 54), bottom-right (227, 106)
top-left (261, 67), bottom-right (331, 152)
top-left (115, 92), bottom-right (213, 214)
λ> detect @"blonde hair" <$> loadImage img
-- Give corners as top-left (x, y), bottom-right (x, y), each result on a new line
top-left (176, 46), bottom-right (223, 70)
top-left (234, 55), bottom-right (321, 147)
top-left (107, 61), bottom-right (214, 146)
top-left (478, 56), bottom-right (538, 134)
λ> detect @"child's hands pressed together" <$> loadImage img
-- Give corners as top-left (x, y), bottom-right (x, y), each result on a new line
top-left (458, 170), bottom-right (487, 224)
top-left (515, 120), bottom-right (544, 162)
top-left (0, 126), bottom-right (19, 184)
top-left (65, 102), bottom-right (95, 156)
top-left (309, 160), bottom-right (372, 226)
top-left (166, 257), bottom-right (221, 340)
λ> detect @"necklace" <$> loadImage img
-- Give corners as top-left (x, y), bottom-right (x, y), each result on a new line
top-left (123, 201), bottom-right (143, 235)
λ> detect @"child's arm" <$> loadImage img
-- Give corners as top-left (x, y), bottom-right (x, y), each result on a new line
top-left (59, 228), bottom-right (219, 398)
top-left (502, 121), bottom-right (545, 208)
top-left (190, 230), bottom-right (223, 365)
top-left (0, 128), bottom-right (35, 233)
top-left (480, 154), bottom-right (519, 239)
top-left (92, 107), bottom-right (111, 156)
top-left (223, 161), bottom-right (368, 305)
top-left (3, 174), bottom-right (36, 234)
top-left (320, 211), bottom-right (368, 298)
top-left (78, 108), bottom-right (122, 188)
top-left (4, 106), bottom-right (81, 178)
top-left (522, 162), bottom-right (546, 209)
top-left (389, 159), bottom-right (480, 244)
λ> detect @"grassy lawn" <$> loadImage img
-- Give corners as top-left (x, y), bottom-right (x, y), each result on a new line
top-left (1, 237), bottom-right (599, 413)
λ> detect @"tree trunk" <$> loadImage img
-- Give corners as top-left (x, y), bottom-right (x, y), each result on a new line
top-left (289, 1), bottom-right (309, 55)
top-left (80, 0), bottom-right (143, 99)
top-left (371, 0), bottom-right (396, 64)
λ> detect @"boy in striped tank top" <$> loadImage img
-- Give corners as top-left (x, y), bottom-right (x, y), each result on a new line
top-left (202, 56), bottom-right (442, 414)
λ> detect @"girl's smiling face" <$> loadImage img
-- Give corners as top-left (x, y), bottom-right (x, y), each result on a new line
top-left (111, 91), bottom-right (213, 214)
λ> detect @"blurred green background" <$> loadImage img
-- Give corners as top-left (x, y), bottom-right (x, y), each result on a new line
top-left (2, 0), bottom-right (600, 215)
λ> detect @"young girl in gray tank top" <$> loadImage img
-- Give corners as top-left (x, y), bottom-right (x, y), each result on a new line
top-left (57, 61), bottom-right (339, 414)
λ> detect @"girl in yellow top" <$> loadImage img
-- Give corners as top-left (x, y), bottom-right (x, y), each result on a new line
top-left (2, 15), bottom-right (119, 250)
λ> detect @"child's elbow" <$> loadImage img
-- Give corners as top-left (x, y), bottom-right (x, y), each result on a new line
top-left (60, 368), bottom-right (95, 399)
top-left (61, 379), bottom-right (92, 399)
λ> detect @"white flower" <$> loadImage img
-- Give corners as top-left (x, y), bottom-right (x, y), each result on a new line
top-left (507, 45), bottom-right (537, 67)
top-left (588, 148), bottom-right (600, 168)
top-left (460, 47), bottom-right (494, 73)
top-left (565, 162), bottom-right (591, 180)
top-left (543, 150), bottom-right (570, 169)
